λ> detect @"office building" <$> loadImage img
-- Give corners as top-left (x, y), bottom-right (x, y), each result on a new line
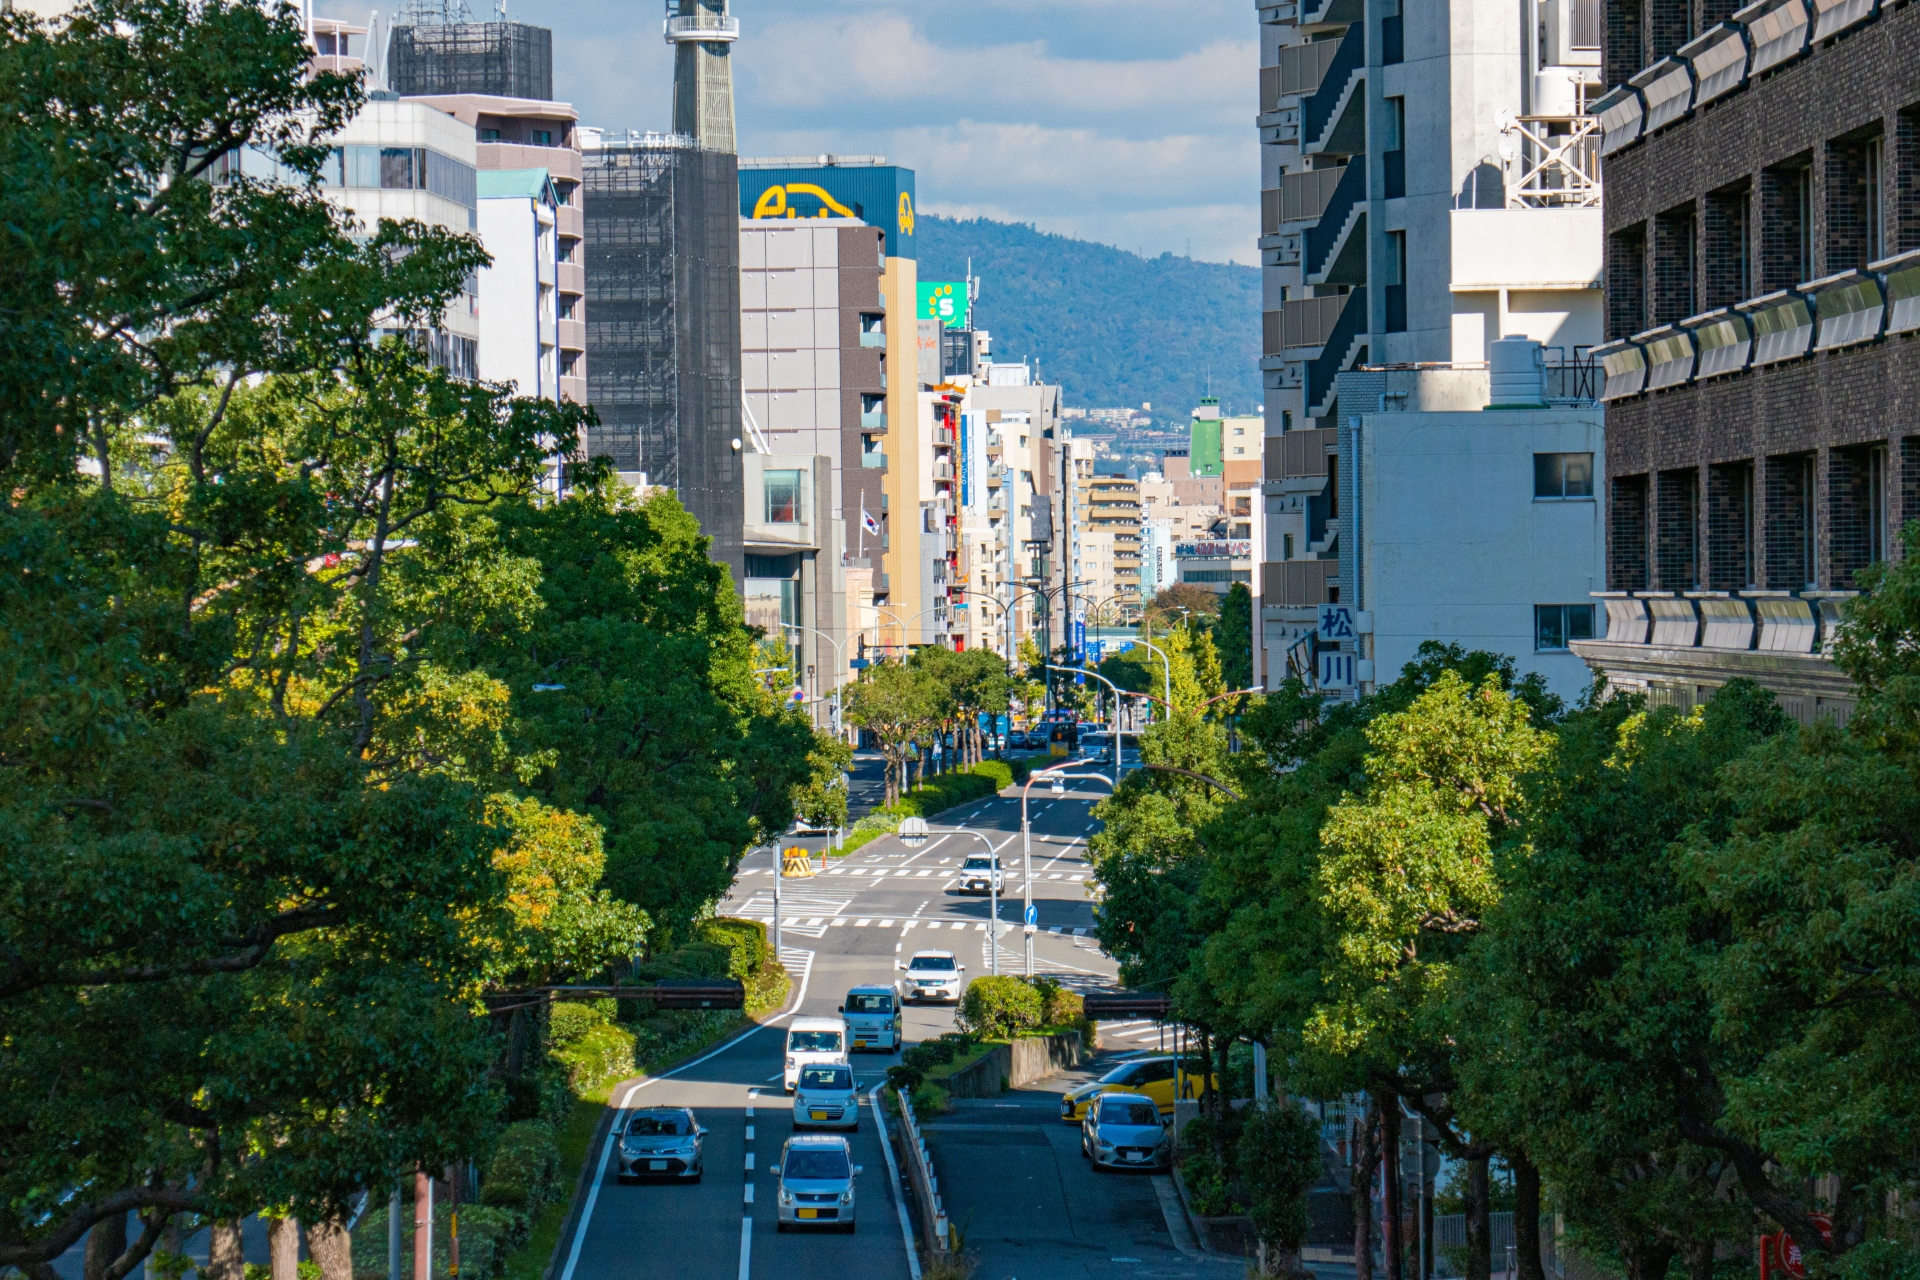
top-left (472, 168), bottom-right (559, 400)
top-left (388, 18), bottom-right (552, 100)
top-left (1567, 0), bottom-right (1920, 724)
top-left (1254, 350), bottom-right (1606, 701)
top-left (739, 160), bottom-right (930, 645)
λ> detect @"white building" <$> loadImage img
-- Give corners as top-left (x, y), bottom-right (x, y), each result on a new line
top-left (1257, 351), bottom-right (1605, 702)
top-left (475, 169), bottom-right (559, 400)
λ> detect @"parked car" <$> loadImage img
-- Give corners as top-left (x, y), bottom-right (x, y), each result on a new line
top-left (895, 950), bottom-right (966, 1005)
top-left (1081, 1093), bottom-right (1171, 1171)
top-left (783, 1015), bottom-right (849, 1093)
top-left (956, 854), bottom-right (1005, 896)
top-left (793, 1062), bottom-right (859, 1131)
top-left (616, 1107), bottom-right (706, 1183)
top-left (1059, 1056), bottom-right (1217, 1120)
top-left (840, 985), bottom-right (902, 1052)
top-left (775, 1135), bottom-right (861, 1233)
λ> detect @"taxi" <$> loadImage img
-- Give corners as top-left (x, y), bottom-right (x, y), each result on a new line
top-left (1059, 1055), bottom-right (1216, 1121)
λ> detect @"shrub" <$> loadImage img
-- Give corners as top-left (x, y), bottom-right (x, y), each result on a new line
top-left (886, 1063), bottom-right (923, 1092)
top-left (910, 1080), bottom-right (951, 1115)
top-left (551, 1019), bottom-right (636, 1092)
top-left (958, 975), bottom-right (1044, 1039)
top-left (547, 1002), bottom-right (608, 1049)
top-left (1237, 1098), bottom-right (1323, 1255)
top-left (481, 1120), bottom-right (562, 1216)
top-left (1181, 1148), bottom-right (1236, 1217)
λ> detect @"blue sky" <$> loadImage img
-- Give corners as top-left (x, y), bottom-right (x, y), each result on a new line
top-left (320, 0), bottom-right (1260, 263)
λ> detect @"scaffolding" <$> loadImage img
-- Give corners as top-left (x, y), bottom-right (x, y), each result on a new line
top-left (387, 21), bottom-right (552, 100)
top-left (582, 136), bottom-right (743, 576)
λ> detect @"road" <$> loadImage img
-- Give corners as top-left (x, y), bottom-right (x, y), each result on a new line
top-left (559, 772), bottom-right (1134, 1279)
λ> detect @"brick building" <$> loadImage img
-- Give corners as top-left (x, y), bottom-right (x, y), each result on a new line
top-left (1576, 0), bottom-right (1920, 722)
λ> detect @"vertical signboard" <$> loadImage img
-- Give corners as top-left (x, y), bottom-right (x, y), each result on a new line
top-left (961, 411), bottom-right (983, 509)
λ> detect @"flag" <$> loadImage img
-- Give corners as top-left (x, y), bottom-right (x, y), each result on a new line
top-left (861, 505), bottom-right (880, 536)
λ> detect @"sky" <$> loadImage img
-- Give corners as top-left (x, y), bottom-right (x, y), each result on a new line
top-left (318, 0), bottom-right (1261, 264)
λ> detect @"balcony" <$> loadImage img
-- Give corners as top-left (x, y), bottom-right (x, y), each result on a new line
top-left (1302, 159), bottom-right (1367, 282)
top-left (1299, 25), bottom-right (1364, 155)
top-left (860, 411), bottom-right (888, 431)
top-left (1276, 293), bottom-right (1349, 352)
top-left (862, 451), bottom-right (887, 469)
top-left (1277, 165), bottom-right (1346, 225)
top-left (663, 12), bottom-right (739, 42)
top-left (859, 331), bottom-right (886, 348)
top-left (1264, 558), bottom-right (1336, 607)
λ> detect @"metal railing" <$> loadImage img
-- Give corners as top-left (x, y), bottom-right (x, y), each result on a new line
top-left (1278, 164), bottom-right (1346, 224)
top-left (1306, 286), bottom-right (1369, 412)
top-left (1500, 114), bottom-right (1602, 208)
top-left (1300, 25), bottom-right (1364, 148)
top-left (1304, 158), bottom-right (1368, 279)
top-left (1281, 292), bottom-right (1354, 350)
top-left (895, 1087), bottom-right (951, 1253)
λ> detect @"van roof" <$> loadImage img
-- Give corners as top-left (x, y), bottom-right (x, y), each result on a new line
top-left (785, 1133), bottom-right (851, 1150)
top-left (845, 984), bottom-right (893, 994)
top-left (787, 1015), bottom-right (847, 1031)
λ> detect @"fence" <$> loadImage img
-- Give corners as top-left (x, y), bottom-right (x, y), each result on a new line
top-left (893, 1088), bottom-right (951, 1255)
top-left (1429, 1213), bottom-right (1619, 1280)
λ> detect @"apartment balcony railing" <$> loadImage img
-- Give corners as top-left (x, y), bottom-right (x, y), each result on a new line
top-left (859, 331), bottom-right (886, 348)
top-left (862, 451), bottom-right (887, 469)
top-left (860, 411), bottom-right (888, 431)
top-left (1277, 164), bottom-right (1346, 226)
top-left (1302, 157), bottom-right (1367, 282)
top-left (1278, 293), bottom-right (1351, 351)
top-left (1299, 25), bottom-right (1364, 154)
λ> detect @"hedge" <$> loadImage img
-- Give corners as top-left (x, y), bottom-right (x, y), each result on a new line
top-left (842, 757), bottom-right (1044, 854)
top-left (958, 975), bottom-right (1044, 1039)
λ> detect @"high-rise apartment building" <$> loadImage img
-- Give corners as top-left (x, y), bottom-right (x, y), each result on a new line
top-left (1567, 0), bottom-right (1920, 724)
top-left (474, 169), bottom-right (560, 402)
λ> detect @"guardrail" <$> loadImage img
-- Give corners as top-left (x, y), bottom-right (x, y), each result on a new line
top-left (894, 1087), bottom-right (952, 1254)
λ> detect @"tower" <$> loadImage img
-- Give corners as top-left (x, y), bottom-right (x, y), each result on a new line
top-left (665, 0), bottom-right (736, 154)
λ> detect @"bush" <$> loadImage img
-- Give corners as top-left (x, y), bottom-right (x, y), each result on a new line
top-left (481, 1120), bottom-right (562, 1216)
top-left (1237, 1098), bottom-right (1323, 1254)
top-left (886, 1063), bottom-right (923, 1092)
top-left (547, 1002), bottom-right (608, 1049)
top-left (697, 917), bottom-right (773, 979)
top-left (1181, 1148), bottom-right (1236, 1217)
top-left (910, 1081), bottom-right (951, 1115)
top-left (958, 975), bottom-right (1044, 1039)
top-left (551, 1020), bottom-right (636, 1092)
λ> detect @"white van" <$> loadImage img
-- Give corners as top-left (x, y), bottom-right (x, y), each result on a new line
top-left (840, 986), bottom-right (902, 1052)
top-left (784, 1015), bottom-right (849, 1093)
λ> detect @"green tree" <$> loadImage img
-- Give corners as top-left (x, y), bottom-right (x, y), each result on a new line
top-left (844, 659), bottom-right (942, 806)
top-left (1218, 582), bottom-right (1253, 692)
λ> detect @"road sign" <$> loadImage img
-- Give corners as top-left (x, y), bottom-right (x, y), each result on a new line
top-left (780, 846), bottom-right (815, 877)
top-left (1776, 1215), bottom-right (1832, 1279)
top-left (1025, 903), bottom-right (1037, 925)
top-left (1083, 990), bottom-right (1171, 1019)
top-left (1318, 651), bottom-right (1356, 689)
top-left (899, 816), bottom-right (930, 847)
top-left (1318, 604), bottom-right (1356, 640)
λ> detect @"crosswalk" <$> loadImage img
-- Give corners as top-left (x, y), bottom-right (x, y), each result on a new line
top-left (735, 867), bottom-right (1087, 882)
top-left (731, 912), bottom-right (1092, 936)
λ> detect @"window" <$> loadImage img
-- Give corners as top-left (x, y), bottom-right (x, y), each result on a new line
top-left (532, 129), bottom-right (553, 146)
top-left (764, 469), bottom-right (803, 523)
top-left (1535, 604), bottom-right (1595, 650)
top-left (479, 128), bottom-right (501, 142)
top-left (1535, 452), bottom-right (1594, 498)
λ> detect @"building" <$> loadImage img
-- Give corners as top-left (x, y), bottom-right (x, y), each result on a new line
top-left (473, 169), bottom-right (559, 401)
top-left (1566, 0), bottom-right (1920, 724)
top-left (403, 90), bottom-right (588, 404)
top-left (736, 216), bottom-right (883, 709)
top-left (578, 0), bottom-right (743, 577)
top-left (742, 452), bottom-right (845, 727)
top-left (1254, 352), bottom-right (1606, 701)
top-left (739, 160), bottom-right (928, 645)
top-left (388, 17), bottom-right (551, 100)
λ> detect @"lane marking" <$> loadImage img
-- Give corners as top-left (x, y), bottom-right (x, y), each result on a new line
top-left (744, 1154), bottom-right (754, 1170)
top-left (745, 1125), bottom-right (754, 1140)
top-left (744, 1183), bottom-right (754, 1204)
top-left (738, 1217), bottom-right (752, 1280)
top-left (869, 1082), bottom-right (923, 1280)
top-left (855, 918), bottom-right (871, 927)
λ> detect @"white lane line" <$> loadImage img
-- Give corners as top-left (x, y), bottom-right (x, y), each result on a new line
top-left (880, 918), bottom-right (894, 927)
top-left (830, 918), bottom-right (847, 927)
top-left (855, 918), bottom-right (871, 926)
top-left (746, 1125), bottom-right (755, 1140)
top-left (870, 1082), bottom-right (923, 1280)
top-left (805, 917), bottom-right (823, 926)
top-left (1047, 873), bottom-right (1062, 880)
top-left (738, 1216), bottom-right (752, 1280)
top-left (744, 1154), bottom-right (754, 1170)
top-left (975, 923), bottom-right (987, 931)
top-left (744, 1183), bottom-right (755, 1204)
top-left (559, 981), bottom-right (806, 1280)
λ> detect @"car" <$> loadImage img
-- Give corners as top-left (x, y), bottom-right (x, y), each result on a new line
top-left (775, 1134), bottom-right (861, 1232)
top-left (1059, 1056), bottom-right (1217, 1121)
top-left (793, 1061), bottom-right (859, 1131)
top-left (616, 1107), bottom-right (706, 1183)
top-left (956, 854), bottom-right (1005, 896)
top-left (1081, 1092), bottom-right (1172, 1171)
top-left (840, 985), bottom-right (903, 1052)
top-left (896, 950), bottom-right (966, 1005)
top-left (783, 1015), bottom-right (850, 1093)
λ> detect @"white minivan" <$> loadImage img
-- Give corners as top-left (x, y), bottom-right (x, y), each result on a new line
top-left (840, 986), bottom-right (902, 1052)
top-left (783, 1015), bottom-right (849, 1093)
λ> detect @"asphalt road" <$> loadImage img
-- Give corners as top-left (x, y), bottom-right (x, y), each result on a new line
top-left (559, 773), bottom-right (1132, 1279)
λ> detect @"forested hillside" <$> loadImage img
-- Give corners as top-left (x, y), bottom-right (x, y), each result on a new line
top-left (916, 215), bottom-right (1263, 421)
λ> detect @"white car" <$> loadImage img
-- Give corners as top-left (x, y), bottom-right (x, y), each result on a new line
top-left (896, 951), bottom-right (967, 1005)
top-left (957, 855), bottom-right (1005, 896)
top-left (783, 1015), bottom-right (849, 1093)
top-left (840, 986), bottom-right (902, 1052)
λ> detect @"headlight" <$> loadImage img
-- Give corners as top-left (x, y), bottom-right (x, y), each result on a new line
top-left (778, 1187), bottom-right (792, 1204)
top-left (785, 1056), bottom-right (796, 1067)
top-left (839, 1190), bottom-right (854, 1204)
top-left (1097, 1140), bottom-right (1115, 1153)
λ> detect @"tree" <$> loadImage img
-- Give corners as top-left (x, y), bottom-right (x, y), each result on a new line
top-left (1149, 583), bottom-right (1223, 619)
top-left (844, 660), bottom-right (942, 806)
top-left (1238, 1098), bottom-right (1326, 1276)
top-left (1218, 582), bottom-right (1253, 692)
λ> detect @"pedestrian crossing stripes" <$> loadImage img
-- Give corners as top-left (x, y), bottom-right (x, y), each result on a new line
top-left (736, 912), bottom-right (1089, 936)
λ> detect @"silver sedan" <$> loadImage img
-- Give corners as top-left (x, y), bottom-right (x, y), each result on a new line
top-left (1080, 1092), bottom-right (1171, 1172)
top-left (616, 1107), bottom-right (706, 1183)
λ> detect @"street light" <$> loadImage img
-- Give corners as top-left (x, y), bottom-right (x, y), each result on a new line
top-left (783, 621), bottom-right (850, 738)
top-left (898, 817), bottom-right (1012, 977)
top-left (1045, 662), bottom-right (1127, 781)
top-left (1021, 765), bottom-right (1113, 977)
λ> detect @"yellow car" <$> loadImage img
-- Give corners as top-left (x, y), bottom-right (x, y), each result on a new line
top-left (1059, 1056), bottom-right (1216, 1121)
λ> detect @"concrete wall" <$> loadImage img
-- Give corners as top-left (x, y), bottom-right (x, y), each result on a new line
top-left (476, 194), bottom-right (555, 398)
top-left (1359, 406), bottom-right (1606, 700)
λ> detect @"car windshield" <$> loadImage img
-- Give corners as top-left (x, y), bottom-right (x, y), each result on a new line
top-left (962, 857), bottom-right (995, 870)
top-left (800, 1065), bottom-right (852, 1090)
top-left (909, 956), bottom-right (956, 972)
top-left (1101, 1061), bottom-right (1150, 1084)
top-left (847, 993), bottom-right (892, 1013)
top-left (1101, 1100), bottom-right (1160, 1127)
top-left (784, 1148), bottom-right (851, 1180)
top-left (788, 1031), bottom-right (842, 1052)
top-left (626, 1114), bottom-right (687, 1137)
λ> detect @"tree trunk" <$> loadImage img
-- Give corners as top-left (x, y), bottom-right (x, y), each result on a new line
top-left (1379, 1094), bottom-right (1404, 1280)
top-left (307, 1219), bottom-right (354, 1280)
top-left (1466, 1156), bottom-right (1492, 1280)
top-left (1352, 1100), bottom-right (1383, 1280)
top-left (206, 1221), bottom-right (245, 1280)
top-left (1513, 1152), bottom-right (1546, 1280)
top-left (1619, 1240), bottom-right (1677, 1280)
top-left (268, 1216), bottom-right (301, 1280)
top-left (83, 1214), bottom-right (125, 1280)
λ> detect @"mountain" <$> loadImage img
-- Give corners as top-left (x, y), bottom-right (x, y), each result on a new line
top-left (915, 215), bottom-right (1264, 423)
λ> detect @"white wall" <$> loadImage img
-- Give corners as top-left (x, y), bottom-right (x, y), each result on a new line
top-left (476, 196), bottom-right (555, 398)
top-left (1359, 407), bottom-right (1605, 701)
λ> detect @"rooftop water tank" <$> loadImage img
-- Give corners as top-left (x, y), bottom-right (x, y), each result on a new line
top-left (1488, 336), bottom-right (1547, 408)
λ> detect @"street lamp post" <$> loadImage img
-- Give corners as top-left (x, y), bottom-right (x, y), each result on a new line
top-left (1045, 662), bottom-right (1128, 781)
top-left (1021, 765), bottom-right (1113, 977)
top-left (783, 621), bottom-right (849, 740)
top-left (899, 819), bottom-right (1011, 976)
top-left (1132, 632), bottom-right (1173, 720)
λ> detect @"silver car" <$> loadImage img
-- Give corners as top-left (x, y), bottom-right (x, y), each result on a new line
top-left (793, 1062), bottom-right (859, 1131)
top-left (775, 1134), bottom-right (861, 1232)
top-left (1080, 1092), bottom-right (1171, 1172)
top-left (616, 1106), bottom-right (706, 1183)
